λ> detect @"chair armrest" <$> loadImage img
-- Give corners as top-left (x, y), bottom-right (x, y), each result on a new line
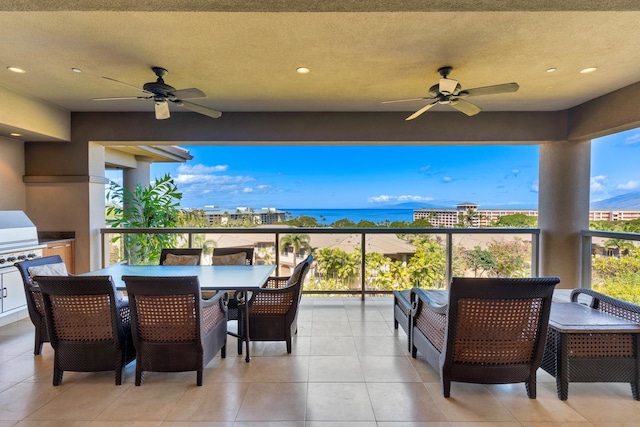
top-left (411, 288), bottom-right (448, 316)
top-left (570, 288), bottom-right (640, 322)
top-left (264, 276), bottom-right (290, 289)
top-left (202, 291), bottom-right (228, 334)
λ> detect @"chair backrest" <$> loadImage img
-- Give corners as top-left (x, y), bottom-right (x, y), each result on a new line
top-left (288, 254), bottom-right (313, 287)
top-left (123, 275), bottom-right (203, 342)
top-left (212, 247), bottom-right (255, 265)
top-left (35, 275), bottom-right (123, 344)
top-left (443, 276), bottom-right (559, 368)
top-left (15, 255), bottom-right (66, 288)
top-left (159, 248), bottom-right (203, 265)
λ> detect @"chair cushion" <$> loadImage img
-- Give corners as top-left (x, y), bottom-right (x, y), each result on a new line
top-left (28, 262), bottom-right (68, 278)
top-left (211, 252), bottom-right (247, 265)
top-left (163, 253), bottom-right (200, 266)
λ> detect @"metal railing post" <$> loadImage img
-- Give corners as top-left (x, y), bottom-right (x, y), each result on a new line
top-left (361, 232), bottom-right (366, 301)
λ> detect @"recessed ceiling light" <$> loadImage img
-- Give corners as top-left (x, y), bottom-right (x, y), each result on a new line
top-left (296, 67), bottom-right (310, 74)
top-left (7, 66), bottom-right (26, 73)
top-left (9, 132), bottom-right (23, 137)
top-left (546, 67), bottom-right (557, 73)
top-left (71, 68), bottom-right (82, 73)
top-left (580, 67), bottom-right (597, 74)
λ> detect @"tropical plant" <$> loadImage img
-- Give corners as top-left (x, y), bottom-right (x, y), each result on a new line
top-left (464, 246), bottom-right (497, 277)
top-left (106, 174), bottom-right (184, 265)
top-left (280, 233), bottom-right (311, 262)
top-left (492, 213), bottom-right (538, 228)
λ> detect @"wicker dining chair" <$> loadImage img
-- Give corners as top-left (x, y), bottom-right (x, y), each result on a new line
top-left (14, 255), bottom-right (68, 355)
top-left (411, 276), bottom-right (560, 398)
top-left (159, 248), bottom-right (203, 265)
top-left (122, 275), bottom-right (227, 386)
top-left (212, 247), bottom-right (255, 332)
top-left (34, 275), bottom-right (136, 385)
top-left (238, 254), bottom-right (313, 354)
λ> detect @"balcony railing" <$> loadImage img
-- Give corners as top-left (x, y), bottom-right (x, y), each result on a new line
top-left (100, 227), bottom-right (540, 299)
top-left (582, 229), bottom-right (640, 304)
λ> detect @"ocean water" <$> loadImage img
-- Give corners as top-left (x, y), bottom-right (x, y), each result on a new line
top-left (282, 208), bottom-right (414, 225)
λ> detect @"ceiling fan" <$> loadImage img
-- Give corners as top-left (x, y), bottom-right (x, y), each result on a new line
top-left (93, 67), bottom-right (222, 120)
top-left (383, 66), bottom-right (519, 120)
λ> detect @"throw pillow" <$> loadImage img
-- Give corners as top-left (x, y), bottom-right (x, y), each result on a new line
top-left (28, 262), bottom-right (68, 278)
top-left (211, 252), bottom-right (247, 265)
top-left (163, 253), bottom-right (200, 266)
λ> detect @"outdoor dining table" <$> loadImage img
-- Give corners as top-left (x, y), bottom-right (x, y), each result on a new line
top-left (80, 264), bottom-right (276, 362)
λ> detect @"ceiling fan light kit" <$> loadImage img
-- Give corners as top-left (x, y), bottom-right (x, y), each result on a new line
top-left (94, 66), bottom-right (223, 120)
top-left (383, 66), bottom-right (519, 120)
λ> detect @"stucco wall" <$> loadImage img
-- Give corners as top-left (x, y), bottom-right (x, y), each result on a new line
top-left (0, 137), bottom-right (25, 210)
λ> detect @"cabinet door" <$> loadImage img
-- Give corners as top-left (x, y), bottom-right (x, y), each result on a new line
top-left (43, 241), bottom-right (75, 274)
top-left (1, 269), bottom-right (26, 312)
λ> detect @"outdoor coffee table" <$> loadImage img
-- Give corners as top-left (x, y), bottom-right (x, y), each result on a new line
top-left (541, 302), bottom-right (640, 400)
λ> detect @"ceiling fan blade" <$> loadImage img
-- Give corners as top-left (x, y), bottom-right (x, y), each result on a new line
top-left (405, 101), bottom-right (438, 121)
top-left (155, 100), bottom-right (170, 120)
top-left (382, 97), bottom-right (436, 104)
top-left (462, 82), bottom-right (519, 97)
top-left (450, 99), bottom-right (481, 116)
top-left (169, 88), bottom-right (206, 99)
top-left (93, 96), bottom-right (151, 101)
top-left (174, 100), bottom-right (222, 119)
top-left (102, 76), bottom-right (151, 94)
top-left (439, 78), bottom-right (459, 95)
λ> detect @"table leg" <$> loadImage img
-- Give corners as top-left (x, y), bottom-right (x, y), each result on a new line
top-left (556, 332), bottom-right (569, 400)
top-left (244, 295), bottom-right (251, 363)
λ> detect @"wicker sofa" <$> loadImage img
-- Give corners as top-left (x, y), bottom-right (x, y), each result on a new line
top-left (410, 277), bottom-right (559, 398)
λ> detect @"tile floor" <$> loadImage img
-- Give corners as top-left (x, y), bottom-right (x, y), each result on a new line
top-left (1, 296), bottom-right (640, 426)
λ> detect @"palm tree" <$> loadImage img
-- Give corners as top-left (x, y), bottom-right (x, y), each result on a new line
top-left (280, 233), bottom-right (311, 263)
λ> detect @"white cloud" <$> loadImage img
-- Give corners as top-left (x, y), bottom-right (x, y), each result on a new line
top-left (242, 187), bottom-right (253, 193)
top-left (419, 165), bottom-right (431, 173)
top-left (623, 132), bottom-right (640, 145)
top-left (368, 195), bottom-right (433, 203)
top-left (590, 175), bottom-right (608, 193)
top-left (177, 164), bottom-right (228, 174)
top-left (530, 180), bottom-right (539, 193)
top-left (617, 180), bottom-right (640, 191)
top-left (441, 176), bottom-right (453, 183)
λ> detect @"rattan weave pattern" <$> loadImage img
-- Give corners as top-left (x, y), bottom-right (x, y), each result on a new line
top-left (567, 333), bottom-right (634, 358)
top-left (415, 303), bottom-right (446, 351)
top-left (203, 300), bottom-right (225, 333)
top-left (453, 298), bottom-right (542, 364)
top-left (49, 294), bottom-right (115, 341)
top-left (249, 290), bottom-right (295, 315)
top-left (135, 294), bottom-right (197, 341)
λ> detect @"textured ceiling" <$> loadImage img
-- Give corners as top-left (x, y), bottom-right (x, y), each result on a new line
top-left (1, 1), bottom-right (639, 117)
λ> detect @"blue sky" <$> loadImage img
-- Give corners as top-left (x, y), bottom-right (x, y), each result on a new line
top-left (107, 128), bottom-right (640, 210)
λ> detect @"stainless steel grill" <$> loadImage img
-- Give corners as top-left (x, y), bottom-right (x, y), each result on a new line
top-left (0, 211), bottom-right (45, 318)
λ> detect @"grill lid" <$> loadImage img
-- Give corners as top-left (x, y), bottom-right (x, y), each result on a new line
top-left (0, 211), bottom-right (40, 253)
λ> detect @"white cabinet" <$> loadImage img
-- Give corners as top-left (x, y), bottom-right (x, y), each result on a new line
top-left (0, 267), bottom-right (26, 314)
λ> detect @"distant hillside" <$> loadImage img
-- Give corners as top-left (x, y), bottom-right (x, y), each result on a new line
top-left (591, 192), bottom-right (640, 209)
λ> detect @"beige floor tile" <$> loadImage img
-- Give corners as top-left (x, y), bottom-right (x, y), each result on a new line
top-left (306, 383), bottom-right (374, 421)
top-left (359, 355), bottom-right (421, 383)
top-left (424, 382), bottom-right (518, 423)
top-left (160, 422), bottom-right (232, 427)
top-left (376, 423), bottom-right (450, 427)
top-left (235, 382), bottom-right (306, 421)
top-left (16, 421), bottom-right (91, 427)
top-left (345, 308), bottom-right (386, 322)
top-left (368, 382), bottom-right (448, 422)
top-left (306, 422), bottom-right (377, 427)
top-left (94, 383), bottom-right (187, 421)
top-left (311, 321), bottom-right (352, 337)
top-left (309, 336), bottom-right (357, 356)
top-left (88, 422), bottom-right (162, 427)
top-left (311, 309), bottom-right (349, 322)
top-left (164, 382), bottom-right (250, 422)
top-left (560, 383), bottom-right (640, 422)
top-left (353, 336), bottom-right (406, 356)
top-left (409, 355), bottom-right (441, 383)
top-left (0, 355), bottom-right (51, 383)
top-left (245, 356), bottom-right (309, 382)
top-left (349, 321), bottom-right (393, 337)
top-left (519, 423), bottom-right (597, 427)
top-left (308, 356), bottom-right (364, 382)
top-left (488, 382), bottom-right (588, 423)
top-left (25, 383), bottom-right (128, 421)
top-left (0, 382), bottom-right (71, 421)
top-left (232, 422), bottom-right (303, 427)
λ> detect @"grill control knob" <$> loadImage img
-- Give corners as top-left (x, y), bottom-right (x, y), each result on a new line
top-left (0, 258), bottom-right (5, 264)
top-left (6, 256), bottom-right (16, 262)
top-left (27, 253), bottom-right (37, 259)
top-left (17, 255), bottom-right (27, 260)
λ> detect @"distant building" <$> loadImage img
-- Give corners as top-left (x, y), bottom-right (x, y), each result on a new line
top-left (199, 206), bottom-right (287, 225)
top-left (414, 203), bottom-right (640, 227)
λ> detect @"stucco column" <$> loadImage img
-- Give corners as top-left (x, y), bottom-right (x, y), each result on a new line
top-left (123, 158), bottom-right (151, 190)
top-left (538, 140), bottom-right (591, 289)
